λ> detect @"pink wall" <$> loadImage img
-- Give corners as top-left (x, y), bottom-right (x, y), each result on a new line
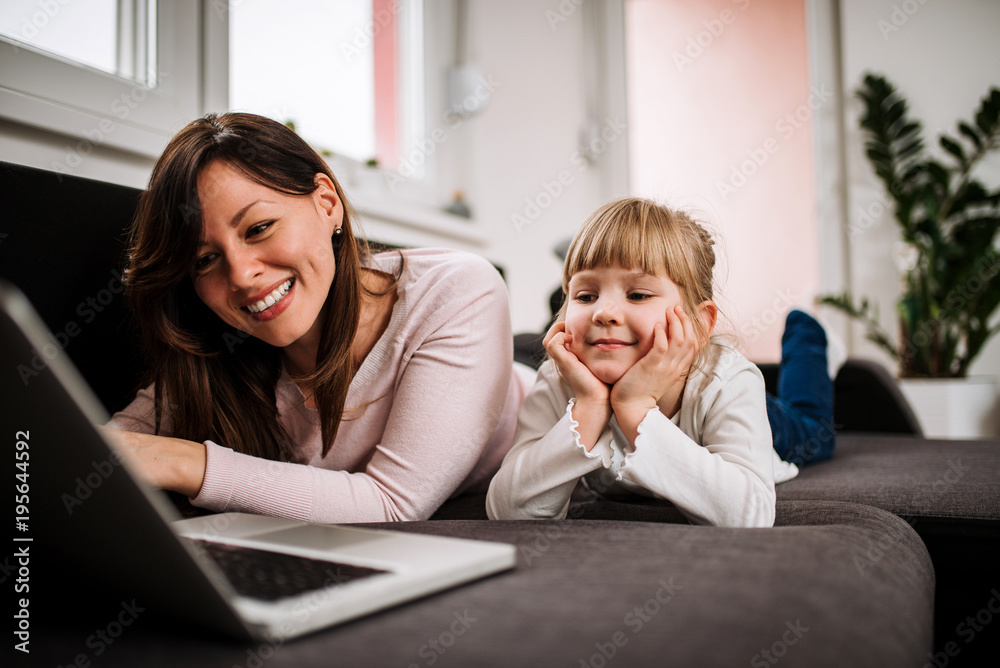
top-left (626, 0), bottom-right (818, 361)
top-left (373, 0), bottom-right (397, 169)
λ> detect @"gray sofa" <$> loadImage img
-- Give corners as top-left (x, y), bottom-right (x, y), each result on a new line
top-left (4, 161), bottom-right (998, 667)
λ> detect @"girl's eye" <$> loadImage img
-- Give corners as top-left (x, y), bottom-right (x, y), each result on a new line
top-left (628, 292), bottom-right (652, 301)
top-left (575, 294), bottom-right (596, 303)
top-left (246, 221), bottom-right (274, 239)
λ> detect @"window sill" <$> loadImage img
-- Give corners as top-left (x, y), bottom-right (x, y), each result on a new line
top-left (329, 157), bottom-right (485, 250)
top-left (351, 189), bottom-right (486, 249)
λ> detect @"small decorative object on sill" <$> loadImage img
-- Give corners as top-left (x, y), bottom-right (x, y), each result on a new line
top-left (446, 191), bottom-right (472, 219)
top-left (821, 72), bottom-right (1000, 380)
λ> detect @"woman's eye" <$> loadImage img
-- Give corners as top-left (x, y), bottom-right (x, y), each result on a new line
top-left (192, 254), bottom-right (217, 274)
top-left (247, 221), bottom-right (273, 238)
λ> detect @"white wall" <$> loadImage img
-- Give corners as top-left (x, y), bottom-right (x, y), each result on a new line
top-left (0, 118), bottom-right (155, 189)
top-left (838, 0), bottom-right (1000, 378)
top-left (459, 0), bottom-right (622, 334)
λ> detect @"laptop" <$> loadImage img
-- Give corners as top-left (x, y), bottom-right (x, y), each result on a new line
top-left (2, 281), bottom-right (515, 642)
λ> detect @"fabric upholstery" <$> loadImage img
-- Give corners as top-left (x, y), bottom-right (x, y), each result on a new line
top-left (776, 434), bottom-right (1000, 521)
top-left (757, 359), bottom-right (923, 435)
top-left (0, 161), bottom-right (143, 414)
top-left (33, 503), bottom-right (934, 668)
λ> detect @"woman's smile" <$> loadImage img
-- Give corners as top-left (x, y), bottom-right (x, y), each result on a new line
top-left (243, 277), bottom-right (296, 319)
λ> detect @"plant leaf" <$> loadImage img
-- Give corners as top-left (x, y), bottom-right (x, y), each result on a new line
top-left (940, 135), bottom-right (966, 166)
top-left (897, 138), bottom-right (923, 160)
top-left (925, 162), bottom-right (950, 190)
top-left (959, 121), bottom-right (983, 150)
top-left (819, 292), bottom-right (899, 360)
top-left (855, 74), bottom-right (1000, 375)
top-left (884, 98), bottom-right (907, 127)
top-left (974, 89), bottom-right (1000, 135)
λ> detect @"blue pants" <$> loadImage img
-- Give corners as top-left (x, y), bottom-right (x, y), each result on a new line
top-left (766, 310), bottom-right (836, 466)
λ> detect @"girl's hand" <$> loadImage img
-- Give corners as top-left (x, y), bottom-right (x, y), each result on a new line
top-left (543, 321), bottom-right (612, 451)
top-left (611, 304), bottom-right (700, 441)
top-left (543, 321), bottom-right (610, 405)
top-left (100, 427), bottom-right (207, 498)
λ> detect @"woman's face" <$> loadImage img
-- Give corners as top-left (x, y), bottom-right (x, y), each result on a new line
top-left (191, 160), bottom-right (343, 355)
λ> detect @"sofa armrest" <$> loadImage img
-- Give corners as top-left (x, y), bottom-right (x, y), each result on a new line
top-left (756, 358), bottom-right (923, 435)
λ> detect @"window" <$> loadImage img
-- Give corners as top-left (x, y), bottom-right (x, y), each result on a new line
top-left (228, 0), bottom-right (423, 170)
top-left (0, 0), bottom-right (458, 233)
top-left (0, 0), bottom-right (156, 85)
top-left (0, 0), bottom-right (204, 158)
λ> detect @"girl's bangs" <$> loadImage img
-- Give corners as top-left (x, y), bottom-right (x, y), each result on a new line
top-left (570, 213), bottom-right (668, 278)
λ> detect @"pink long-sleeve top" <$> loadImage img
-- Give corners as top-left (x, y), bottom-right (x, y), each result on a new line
top-left (108, 248), bottom-right (532, 523)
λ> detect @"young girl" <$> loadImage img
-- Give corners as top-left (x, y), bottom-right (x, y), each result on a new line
top-left (486, 197), bottom-right (840, 527)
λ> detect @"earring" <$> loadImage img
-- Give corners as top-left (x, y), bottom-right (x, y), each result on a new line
top-left (331, 227), bottom-right (344, 251)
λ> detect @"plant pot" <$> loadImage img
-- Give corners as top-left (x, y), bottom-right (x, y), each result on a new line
top-left (898, 376), bottom-right (1000, 439)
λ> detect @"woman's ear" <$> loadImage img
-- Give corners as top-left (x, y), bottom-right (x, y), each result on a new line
top-left (312, 173), bottom-right (344, 232)
top-left (697, 300), bottom-right (718, 339)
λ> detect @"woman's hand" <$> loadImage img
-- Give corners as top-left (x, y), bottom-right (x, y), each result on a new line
top-left (611, 304), bottom-right (700, 443)
top-left (100, 428), bottom-right (207, 498)
top-left (543, 321), bottom-right (612, 450)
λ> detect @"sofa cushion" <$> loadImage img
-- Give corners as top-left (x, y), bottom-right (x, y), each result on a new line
top-left (776, 433), bottom-right (1000, 665)
top-left (32, 502), bottom-right (933, 668)
top-left (0, 161), bottom-right (143, 414)
top-left (775, 434), bottom-right (1000, 523)
top-left (757, 359), bottom-right (923, 435)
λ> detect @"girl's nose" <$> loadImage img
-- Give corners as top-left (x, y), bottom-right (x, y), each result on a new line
top-left (593, 298), bottom-right (621, 325)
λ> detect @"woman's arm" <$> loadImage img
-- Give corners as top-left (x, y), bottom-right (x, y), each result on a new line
top-left (616, 365), bottom-right (776, 527)
top-left (105, 384), bottom-right (207, 497)
top-left (486, 361), bottom-right (614, 520)
top-left (174, 251), bottom-right (526, 523)
top-left (101, 428), bottom-right (206, 497)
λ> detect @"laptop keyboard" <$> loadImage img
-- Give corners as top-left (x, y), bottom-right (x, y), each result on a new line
top-left (185, 538), bottom-right (389, 602)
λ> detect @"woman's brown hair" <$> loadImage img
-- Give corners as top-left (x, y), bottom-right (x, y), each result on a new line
top-left (125, 112), bottom-right (369, 460)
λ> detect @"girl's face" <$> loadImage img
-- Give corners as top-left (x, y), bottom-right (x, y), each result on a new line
top-left (191, 160), bottom-right (343, 357)
top-left (564, 264), bottom-right (686, 385)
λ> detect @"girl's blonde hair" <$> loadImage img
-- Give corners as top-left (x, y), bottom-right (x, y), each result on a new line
top-left (558, 197), bottom-right (720, 369)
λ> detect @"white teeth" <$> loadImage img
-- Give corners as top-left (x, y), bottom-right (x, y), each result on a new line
top-left (246, 279), bottom-right (293, 314)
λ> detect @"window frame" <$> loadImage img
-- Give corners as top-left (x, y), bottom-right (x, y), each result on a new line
top-left (0, 0), bottom-right (487, 248)
top-left (0, 0), bottom-right (203, 158)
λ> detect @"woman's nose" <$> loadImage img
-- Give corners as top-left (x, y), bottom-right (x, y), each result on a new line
top-left (227, 246), bottom-right (263, 289)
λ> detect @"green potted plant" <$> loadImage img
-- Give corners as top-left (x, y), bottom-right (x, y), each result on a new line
top-left (823, 73), bottom-right (1000, 380)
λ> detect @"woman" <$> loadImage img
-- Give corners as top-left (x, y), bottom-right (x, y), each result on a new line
top-left (106, 112), bottom-right (531, 523)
